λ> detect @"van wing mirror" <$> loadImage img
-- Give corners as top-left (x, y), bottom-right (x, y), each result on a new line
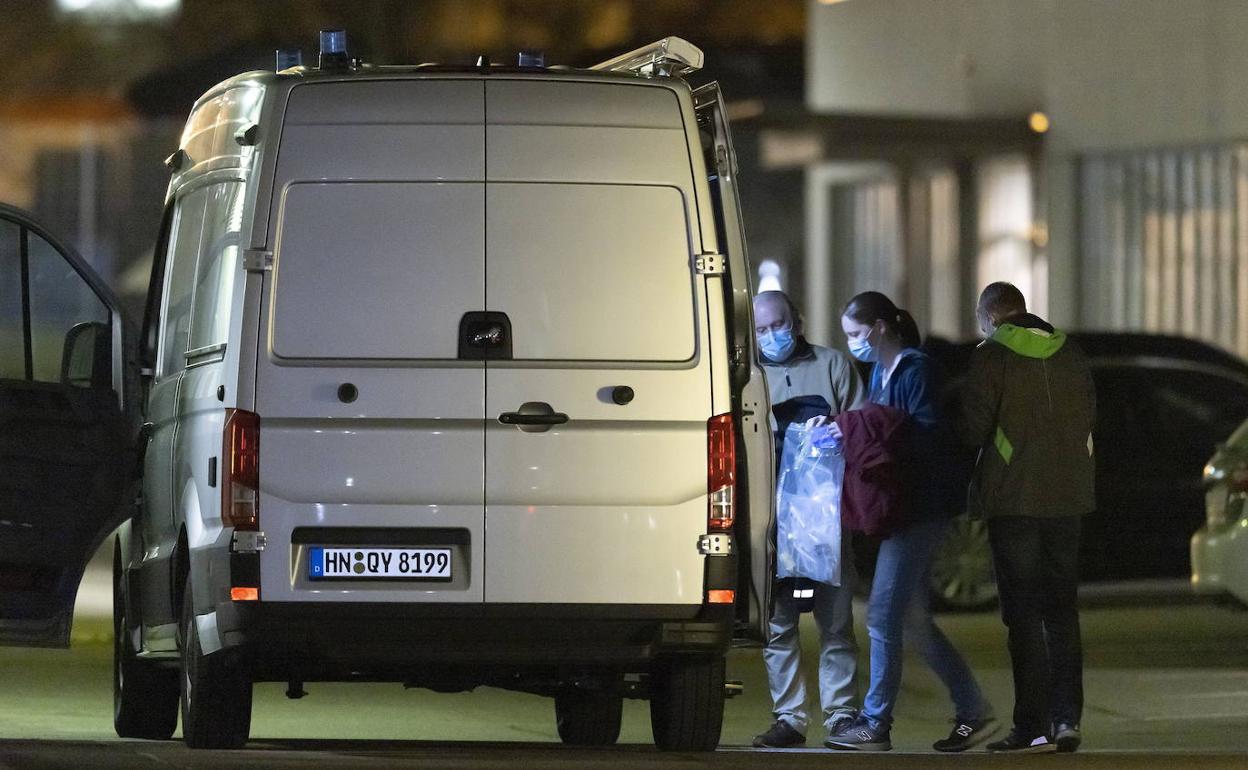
top-left (61, 321), bottom-right (112, 390)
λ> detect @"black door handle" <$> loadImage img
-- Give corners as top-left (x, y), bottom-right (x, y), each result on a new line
top-left (499, 412), bottom-right (569, 426)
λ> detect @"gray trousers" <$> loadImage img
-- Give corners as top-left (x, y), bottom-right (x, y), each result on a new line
top-left (763, 561), bottom-right (859, 734)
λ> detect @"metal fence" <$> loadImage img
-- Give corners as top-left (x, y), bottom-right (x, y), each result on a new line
top-left (1080, 145), bottom-right (1248, 358)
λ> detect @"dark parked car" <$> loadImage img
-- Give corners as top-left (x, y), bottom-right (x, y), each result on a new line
top-left (922, 332), bottom-right (1248, 610)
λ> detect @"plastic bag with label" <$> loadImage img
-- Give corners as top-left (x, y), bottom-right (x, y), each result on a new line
top-left (775, 423), bottom-right (845, 586)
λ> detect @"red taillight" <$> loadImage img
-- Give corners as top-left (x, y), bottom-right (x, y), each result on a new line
top-left (222, 409), bottom-right (260, 531)
top-left (707, 413), bottom-right (735, 531)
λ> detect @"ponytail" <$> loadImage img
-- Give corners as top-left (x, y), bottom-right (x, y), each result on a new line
top-left (895, 308), bottom-right (921, 348)
top-left (843, 291), bottom-right (922, 347)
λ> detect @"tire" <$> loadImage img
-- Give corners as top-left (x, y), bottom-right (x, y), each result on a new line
top-left (649, 656), bottom-right (725, 752)
top-left (179, 584), bottom-right (253, 749)
top-left (113, 542), bottom-right (178, 740)
top-left (555, 687), bottom-right (623, 746)
top-left (930, 514), bottom-right (999, 612)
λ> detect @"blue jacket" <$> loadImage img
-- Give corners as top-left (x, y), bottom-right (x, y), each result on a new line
top-left (868, 349), bottom-right (961, 523)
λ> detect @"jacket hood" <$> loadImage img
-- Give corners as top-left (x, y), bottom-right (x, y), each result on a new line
top-left (990, 319), bottom-right (1066, 360)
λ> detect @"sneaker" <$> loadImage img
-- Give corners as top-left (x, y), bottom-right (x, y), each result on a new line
top-left (933, 717), bottom-right (1001, 752)
top-left (823, 711), bottom-right (857, 736)
top-left (824, 718), bottom-right (892, 752)
top-left (1054, 722), bottom-right (1082, 753)
top-left (752, 720), bottom-right (806, 748)
top-left (986, 730), bottom-right (1057, 753)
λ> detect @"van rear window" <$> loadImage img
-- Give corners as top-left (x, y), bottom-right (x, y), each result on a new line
top-left (487, 183), bottom-right (695, 363)
top-left (271, 182), bottom-right (484, 361)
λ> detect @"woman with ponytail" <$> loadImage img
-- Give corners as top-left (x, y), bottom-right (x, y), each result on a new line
top-left (823, 291), bottom-right (997, 753)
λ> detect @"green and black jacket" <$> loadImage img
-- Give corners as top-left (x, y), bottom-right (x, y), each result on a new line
top-left (959, 314), bottom-right (1097, 519)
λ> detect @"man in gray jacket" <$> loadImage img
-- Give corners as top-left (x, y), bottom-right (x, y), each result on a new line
top-left (751, 290), bottom-right (866, 748)
top-left (959, 282), bottom-right (1096, 755)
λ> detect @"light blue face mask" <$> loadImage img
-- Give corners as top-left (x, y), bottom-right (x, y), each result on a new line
top-left (848, 335), bottom-right (877, 363)
top-left (758, 328), bottom-right (797, 361)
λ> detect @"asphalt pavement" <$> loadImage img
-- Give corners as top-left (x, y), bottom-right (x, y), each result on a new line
top-left (1, 548), bottom-right (1246, 768)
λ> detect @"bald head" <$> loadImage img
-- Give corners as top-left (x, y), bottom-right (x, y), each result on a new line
top-left (753, 291), bottom-right (802, 337)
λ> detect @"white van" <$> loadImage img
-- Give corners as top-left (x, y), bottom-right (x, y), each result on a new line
top-left (0, 36), bottom-right (773, 751)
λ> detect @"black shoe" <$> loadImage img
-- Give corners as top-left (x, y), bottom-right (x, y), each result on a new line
top-left (752, 720), bottom-right (806, 748)
top-left (933, 717), bottom-right (1001, 752)
top-left (986, 730), bottom-right (1057, 753)
top-left (1054, 722), bottom-right (1081, 753)
top-left (824, 718), bottom-right (892, 752)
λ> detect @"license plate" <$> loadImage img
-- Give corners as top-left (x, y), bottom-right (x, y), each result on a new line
top-left (309, 547), bottom-right (452, 580)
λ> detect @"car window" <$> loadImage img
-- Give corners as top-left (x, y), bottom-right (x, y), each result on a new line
top-left (158, 187), bottom-right (209, 378)
top-left (188, 182), bottom-right (244, 352)
top-left (27, 231), bottom-right (110, 383)
top-left (0, 219), bottom-right (22, 379)
top-left (1094, 363), bottom-right (1248, 474)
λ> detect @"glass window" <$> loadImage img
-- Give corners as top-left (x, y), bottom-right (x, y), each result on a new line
top-left (159, 188), bottom-right (209, 378)
top-left (486, 183), bottom-right (696, 362)
top-left (188, 183), bottom-right (244, 352)
top-left (27, 231), bottom-right (109, 384)
top-left (0, 220), bottom-right (23, 380)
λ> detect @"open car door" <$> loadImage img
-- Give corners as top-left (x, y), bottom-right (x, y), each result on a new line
top-left (0, 203), bottom-right (137, 647)
top-left (693, 83), bottom-right (774, 644)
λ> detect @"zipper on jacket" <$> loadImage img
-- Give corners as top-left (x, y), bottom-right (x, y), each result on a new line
top-left (1043, 358), bottom-right (1053, 412)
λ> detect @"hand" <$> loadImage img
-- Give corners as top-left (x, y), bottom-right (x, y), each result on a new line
top-left (828, 422), bottom-right (843, 440)
top-left (804, 415), bottom-right (828, 429)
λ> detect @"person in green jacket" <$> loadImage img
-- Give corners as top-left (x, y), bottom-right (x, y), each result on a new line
top-left (959, 282), bottom-right (1096, 755)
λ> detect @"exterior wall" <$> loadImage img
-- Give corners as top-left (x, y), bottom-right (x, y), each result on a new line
top-left (807, 0), bottom-right (1248, 353)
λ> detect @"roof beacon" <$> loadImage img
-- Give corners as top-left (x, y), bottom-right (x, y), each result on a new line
top-left (518, 50), bottom-right (545, 68)
top-left (590, 36), bottom-right (704, 78)
top-left (276, 49), bottom-right (303, 72)
top-left (318, 29), bottom-right (349, 71)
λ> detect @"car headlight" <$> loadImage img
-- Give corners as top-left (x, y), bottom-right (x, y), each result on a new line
top-left (1207, 484), bottom-right (1232, 529)
top-left (1207, 466), bottom-right (1248, 530)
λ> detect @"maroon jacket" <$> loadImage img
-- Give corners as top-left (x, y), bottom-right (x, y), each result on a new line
top-left (835, 403), bottom-right (911, 538)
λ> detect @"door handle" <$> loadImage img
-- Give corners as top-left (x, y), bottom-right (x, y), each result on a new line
top-left (498, 401), bottom-right (568, 432)
top-left (498, 412), bottom-right (569, 426)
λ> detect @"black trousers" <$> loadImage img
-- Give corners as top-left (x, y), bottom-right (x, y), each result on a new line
top-left (987, 514), bottom-right (1084, 736)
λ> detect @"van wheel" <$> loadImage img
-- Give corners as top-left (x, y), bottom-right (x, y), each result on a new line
top-left (113, 545), bottom-right (178, 740)
top-left (554, 688), bottom-right (623, 746)
top-left (179, 584), bottom-right (253, 749)
top-left (649, 656), bottom-right (725, 752)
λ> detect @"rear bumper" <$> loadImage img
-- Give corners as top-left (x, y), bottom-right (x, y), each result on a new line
top-left (213, 599), bottom-right (732, 681)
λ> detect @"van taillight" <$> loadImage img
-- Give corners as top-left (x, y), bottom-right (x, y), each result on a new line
top-left (707, 414), bottom-right (735, 531)
top-left (223, 409), bottom-right (260, 531)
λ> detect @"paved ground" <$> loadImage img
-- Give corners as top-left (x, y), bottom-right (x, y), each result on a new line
top-left (2, 556), bottom-right (1247, 768)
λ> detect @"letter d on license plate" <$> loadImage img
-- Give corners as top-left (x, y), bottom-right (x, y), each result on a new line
top-left (309, 547), bottom-right (452, 580)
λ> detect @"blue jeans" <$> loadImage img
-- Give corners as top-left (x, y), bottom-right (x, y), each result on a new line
top-left (861, 517), bottom-right (992, 732)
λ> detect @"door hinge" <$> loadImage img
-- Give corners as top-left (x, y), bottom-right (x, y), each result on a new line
top-left (243, 249), bottom-right (273, 273)
top-left (695, 252), bottom-right (725, 275)
top-left (697, 533), bottom-right (733, 556)
top-left (231, 531), bottom-right (267, 553)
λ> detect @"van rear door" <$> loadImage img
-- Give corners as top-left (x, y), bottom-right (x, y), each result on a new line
top-left (693, 82), bottom-right (773, 643)
top-left (255, 81), bottom-right (486, 603)
top-left (0, 204), bottom-right (135, 647)
top-left (482, 81), bottom-right (709, 608)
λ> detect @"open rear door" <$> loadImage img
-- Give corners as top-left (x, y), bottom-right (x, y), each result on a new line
top-left (693, 83), bottom-right (774, 644)
top-left (0, 204), bottom-right (136, 647)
